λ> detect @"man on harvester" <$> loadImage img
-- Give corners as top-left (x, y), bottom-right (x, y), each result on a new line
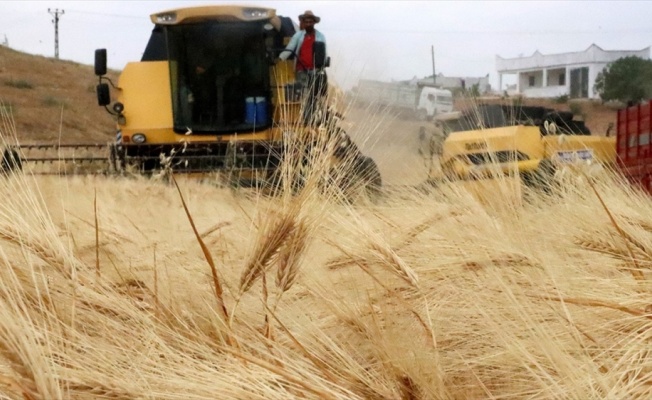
top-left (279, 10), bottom-right (328, 125)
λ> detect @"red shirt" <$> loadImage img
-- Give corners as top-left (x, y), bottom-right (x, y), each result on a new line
top-left (297, 32), bottom-right (316, 71)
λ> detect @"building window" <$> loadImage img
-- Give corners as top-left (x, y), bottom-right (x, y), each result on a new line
top-left (559, 73), bottom-right (565, 86)
top-left (528, 76), bottom-right (535, 87)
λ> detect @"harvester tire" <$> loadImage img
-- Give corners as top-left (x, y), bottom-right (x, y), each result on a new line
top-left (348, 156), bottom-right (382, 198)
top-left (328, 155), bottom-right (382, 202)
top-left (359, 156), bottom-right (382, 193)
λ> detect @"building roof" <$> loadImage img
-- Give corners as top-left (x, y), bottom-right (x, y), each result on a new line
top-left (496, 43), bottom-right (650, 73)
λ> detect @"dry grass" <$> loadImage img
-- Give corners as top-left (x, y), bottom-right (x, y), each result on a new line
top-left (0, 168), bottom-right (648, 398)
top-left (0, 45), bottom-right (118, 144)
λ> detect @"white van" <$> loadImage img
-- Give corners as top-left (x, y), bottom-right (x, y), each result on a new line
top-left (415, 87), bottom-right (454, 120)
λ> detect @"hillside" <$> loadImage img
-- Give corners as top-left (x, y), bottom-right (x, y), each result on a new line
top-left (0, 45), bottom-right (119, 144)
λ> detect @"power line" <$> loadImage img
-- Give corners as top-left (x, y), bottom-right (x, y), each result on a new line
top-left (48, 8), bottom-right (64, 59)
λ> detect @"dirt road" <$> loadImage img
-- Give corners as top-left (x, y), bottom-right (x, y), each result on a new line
top-left (343, 104), bottom-right (433, 186)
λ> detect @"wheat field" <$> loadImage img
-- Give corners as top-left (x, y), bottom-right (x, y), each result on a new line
top-left (0, 103), bottom-right (650, 400)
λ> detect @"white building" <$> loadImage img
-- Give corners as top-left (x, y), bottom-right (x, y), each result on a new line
top-left (496, 44), bottom-right (650, 99)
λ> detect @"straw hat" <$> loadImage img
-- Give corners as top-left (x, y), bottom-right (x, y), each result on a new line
top-left (298, 10), bottom-right (320, 23)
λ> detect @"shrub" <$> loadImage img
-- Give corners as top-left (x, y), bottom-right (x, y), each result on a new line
top-left (569, 101), bottom-right (583, 116)
top-left (4, 79), bottom-right (33, 89)
top-left (509, 95), bottom-right (523, 109)
top-left (554, 94), bottom-right (569, 104)
top-left (469, 83), bottom-right (480, 98)
top-left (41, 96), bottom-right (67, 108)
top-left (0, 102), bottom-right (13, 114)
top-left (451, 87), bottom-right (466, 97)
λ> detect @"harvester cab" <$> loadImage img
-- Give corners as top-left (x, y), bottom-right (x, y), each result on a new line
top-left (91, 4), bottom-right (380, 195)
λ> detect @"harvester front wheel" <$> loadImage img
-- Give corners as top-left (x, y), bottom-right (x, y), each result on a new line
top-left (355, 156), bottom-right (382, 196)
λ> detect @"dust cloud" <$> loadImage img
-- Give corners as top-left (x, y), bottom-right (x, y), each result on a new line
top-left (342, 103), bottom-right (435, 186)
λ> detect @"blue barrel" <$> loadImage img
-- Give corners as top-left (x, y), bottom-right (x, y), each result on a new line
top-left (245, 97), bottom-right (256, 124)
top-left (255, 97), bottom-right (267, 125)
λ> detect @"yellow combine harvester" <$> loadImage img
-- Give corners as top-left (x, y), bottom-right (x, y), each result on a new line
top-left (434, 103), bottom-right (616, 192)
top-left (3, 4), bottom-right (380, 194)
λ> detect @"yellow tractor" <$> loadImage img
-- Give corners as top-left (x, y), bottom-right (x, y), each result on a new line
top-left (432, 103), bottom-right (616, 190)
top-left (90, 4), bottom-right (380, 193)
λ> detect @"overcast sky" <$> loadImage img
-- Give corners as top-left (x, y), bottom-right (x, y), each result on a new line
top-left (2, 1), bottom-right (651, 90)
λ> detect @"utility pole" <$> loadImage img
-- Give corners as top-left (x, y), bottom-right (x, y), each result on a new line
top-left (48, 8), bottom-right (64, 59)
top-left (431, 45), bottom-right (436, 87)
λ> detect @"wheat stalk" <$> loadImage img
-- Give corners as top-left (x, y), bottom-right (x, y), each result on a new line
top-left (275, 219), bottom-right (310, 293)
top-left (0, 226), bottom-right (74, 279)
top-left (529, 294), bottom-right (652, 319)
top-left (583, 171), bottom-right (646, 280)
top-left (239, 211), bottom-right (296, 294)
top-left (94, 188), bottom-right (100, 281)
top-left (368, 241), bottom-right (419, 288)
top-left (172, 176), bottom-right (229, 324)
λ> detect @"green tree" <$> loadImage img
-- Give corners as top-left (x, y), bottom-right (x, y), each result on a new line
top-left (594, 56), bottom-right (652, 103)
top-left (469, 83), bottom-right (480, 98)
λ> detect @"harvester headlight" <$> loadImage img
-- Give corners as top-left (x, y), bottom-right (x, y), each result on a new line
top-left (113, 102), bottom-right (124, 113)
top-left (243, 8), bottom-right (269, 19)
top-left (338, 133), bottom-right (350, 148)
top-left (132, 133), bottom-right (146, 144)
top-left (155, 12), bottom-right (177, 24)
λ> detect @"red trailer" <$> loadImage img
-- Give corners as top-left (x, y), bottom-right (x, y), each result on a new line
top-left (617, 100), bottom-right (652, 195)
